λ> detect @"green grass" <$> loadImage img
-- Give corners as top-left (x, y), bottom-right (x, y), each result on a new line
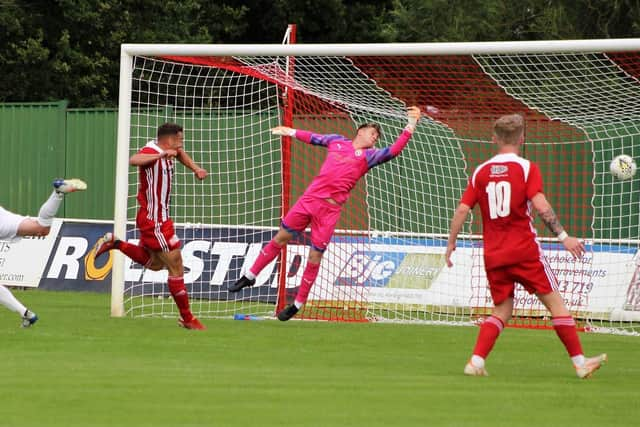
top-left (1, 290), bottom-right (638, 427)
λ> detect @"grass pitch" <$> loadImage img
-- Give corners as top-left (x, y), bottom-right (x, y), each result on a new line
top-left (1, 290), bottom-right (638, 427)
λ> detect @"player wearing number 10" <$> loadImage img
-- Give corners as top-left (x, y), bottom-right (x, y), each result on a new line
top-left (445, 114), bottom-right (606, 379)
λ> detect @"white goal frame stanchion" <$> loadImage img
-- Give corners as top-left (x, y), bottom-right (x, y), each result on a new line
top-left (111, 49), bottom-right (133, 317)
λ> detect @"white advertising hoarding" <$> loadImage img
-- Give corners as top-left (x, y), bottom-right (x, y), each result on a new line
top-left (0, 219), bottom-right (62, 288)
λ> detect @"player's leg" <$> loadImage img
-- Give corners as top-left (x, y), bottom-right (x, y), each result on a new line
top-left (229, 198), bottom-right (311, 293)
top-left (228, 226), bottom-right (294, 292)
top-left (464, 267), bottom-right (514, 376)
top-left (0, 209), bottom-right (39, 326)
top-left (536, 290), bottom-right (606, 378)
top-left (93, 232), bottom-right (152, 267)
top-left (157, 222), bottom-right (204, 329)
top-left (0, 285), bottom-right (38, 327)
top-left (94, 210), bottom-right (154, 265)
top-left (276, 249), bottom-right (323, 321)
top-left (277, 199), bottom-right (340, 321)
top-left (16, 218), bottom-right (50, 237)
top-left (520, 258), bottom-right (606, 378)
top-left (14, 178), bottom-right (87, 237)
top-left (143, 251), bottom-right (165, 271)
top-left (22, 178), bottom-right (87, 236)
top-left (156, 248), bottom-right (204, 330)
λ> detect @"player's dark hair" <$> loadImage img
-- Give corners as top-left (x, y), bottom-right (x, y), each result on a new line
top-left (157, 123), bottom-right (183, 139)
top-left (357, 122), bottom-right (381, 137)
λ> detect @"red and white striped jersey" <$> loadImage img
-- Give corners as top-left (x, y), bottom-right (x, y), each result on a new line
top-left (136, 140), bottom-right (174, 224)
top-left (460, 152), bottom-right (544, 270)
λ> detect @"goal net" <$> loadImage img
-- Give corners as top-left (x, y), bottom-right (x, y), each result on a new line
top-left (113, 39), bottom-right (640, 335)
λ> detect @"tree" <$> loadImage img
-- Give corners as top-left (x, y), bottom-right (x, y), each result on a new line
top-left (0, 0), bottom-right (248, 106)
top-left (2, 0), bottom-right (640, 106)
top-left (382, 0), bottom-right (640, 42)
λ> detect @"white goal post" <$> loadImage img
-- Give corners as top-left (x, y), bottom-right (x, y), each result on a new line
top-left (113, 38), bottom-right (640, 335)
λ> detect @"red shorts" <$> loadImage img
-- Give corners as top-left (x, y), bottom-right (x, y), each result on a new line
top-left (282, 194), bottom-right (342, 252)
top-left (485, 257), bottom-right (558, 305)
top-left (136, 212), bottom-right (181, 252)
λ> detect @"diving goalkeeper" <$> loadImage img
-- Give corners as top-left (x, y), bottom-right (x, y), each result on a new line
top-left (229, 106), bottom-right (421, 321)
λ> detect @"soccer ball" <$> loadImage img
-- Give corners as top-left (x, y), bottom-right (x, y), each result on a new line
top-left (609, 154), bottom-right (637, 180)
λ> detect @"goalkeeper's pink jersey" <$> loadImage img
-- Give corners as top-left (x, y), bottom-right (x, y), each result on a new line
top-left (294, 129), bottom-right (413, 205)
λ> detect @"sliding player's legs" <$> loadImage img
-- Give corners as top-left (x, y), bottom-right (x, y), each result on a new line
top-left (0, 285), bottom-right (38, 328)
top-left (0, 179), bottom-right (86, 327)
top-left (12, 178), bottom-right (87, 238)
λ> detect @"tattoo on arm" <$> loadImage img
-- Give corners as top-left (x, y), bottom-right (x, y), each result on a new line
top-left (539, 208), bottom-right (564, 235)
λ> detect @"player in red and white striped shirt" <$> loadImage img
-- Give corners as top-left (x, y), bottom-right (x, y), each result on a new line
top-left (94, 123), bottom-right (208, 330)
top-left (445, 114), bottom-right (606, 378)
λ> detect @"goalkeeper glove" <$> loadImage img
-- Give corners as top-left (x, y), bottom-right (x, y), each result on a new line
top-left (405, 106), bottom-right (420, 132)
top-left (272, 127), bottom-right (296, 137)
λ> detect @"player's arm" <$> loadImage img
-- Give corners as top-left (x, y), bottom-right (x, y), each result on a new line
top-left (176, 148), bottom-right (207, 180)
top-left (365, 106), bottom-right (421, 168)
top-left (272, 126), bottom-right (343, 147)
top-left (445, 202), bottom-right (471, 267)
top-left (129, 149), bottom-right (177, 166)
top-left (531, 192), bottom-right (585, 259)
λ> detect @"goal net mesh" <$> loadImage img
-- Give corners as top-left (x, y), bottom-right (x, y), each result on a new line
top-left (120, 49), bottom-right (640, 335)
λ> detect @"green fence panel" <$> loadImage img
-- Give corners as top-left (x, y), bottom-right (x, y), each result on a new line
top-left (0, 102), bottom-right (634, 241)
top-left (65, 109), bottom-right (118, 219)
top-left (0, 101), bottom-right (67, 216)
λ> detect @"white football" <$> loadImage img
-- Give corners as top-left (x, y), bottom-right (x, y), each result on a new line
top-left (610, 154), bottom-right (637, 180)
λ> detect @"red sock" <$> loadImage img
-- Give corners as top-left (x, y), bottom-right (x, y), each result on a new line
top-left (552, 316), bottom-right (583, 357)
top-left (295, 261), bottom-right (320, 305)
top-left (249, 240), bottom-right (282, 276)
top-left (168, 276), bottom-right (193, 322)
top-left (117, 241), bottom-right (151, 266)
top-left (472, 315), bottom-right (504, 358)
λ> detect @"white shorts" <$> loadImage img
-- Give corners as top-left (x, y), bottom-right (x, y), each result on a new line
top-left (0, 205), bottom-right (25, 241)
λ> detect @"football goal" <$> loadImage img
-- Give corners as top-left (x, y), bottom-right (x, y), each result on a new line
top-left (112, 34), bottom-right (640, 335)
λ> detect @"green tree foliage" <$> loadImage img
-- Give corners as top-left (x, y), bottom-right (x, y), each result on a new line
top-left (383, 0), bottom-right (640, 42)
top-left (0, 0), bottom-right (246, 106)
top-left (0, 0), bottom-right (638, 106)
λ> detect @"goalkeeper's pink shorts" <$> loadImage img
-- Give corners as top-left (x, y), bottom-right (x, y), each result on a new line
top-left (485, 258), bottom-right (557, 305)
top-left (136, 211), bottom-right (181, 252)
top-left (282, 194), bottom-right (342, 252)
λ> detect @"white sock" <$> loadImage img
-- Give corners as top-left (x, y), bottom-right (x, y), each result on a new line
top-left (0, 285), bottom-right (27, 314)
top-left (471, 355), bottom-right (485, 368)
top-left (294, 300), bottom-right (304, 309)
top-left (571, 355), bottom-right (585, 367)
top-left (245, 271), bottom-right (256, 280)
top-left (37, 190), bottom-right (63, 227)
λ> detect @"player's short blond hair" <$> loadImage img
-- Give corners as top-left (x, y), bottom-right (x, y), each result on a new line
top-left (493, 114), bottom-right (524, 145)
